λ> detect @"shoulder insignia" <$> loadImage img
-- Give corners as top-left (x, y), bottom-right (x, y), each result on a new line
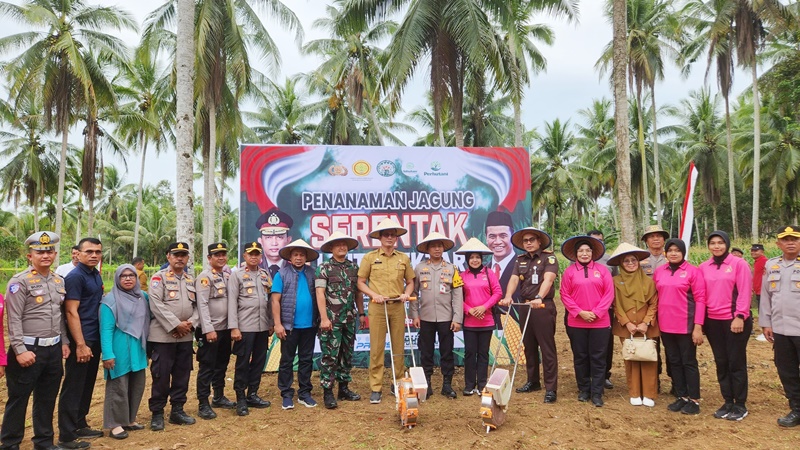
top-left (8, 283), bottom-right (20, 294)
top-left (452, 271), bottom-right (464, 288)
top-left (547, 256), bottom-right (556, 264)
top-left (200, 278), bottom-right (209, 286)
top-left (151, 276), bottom-right (162, 289)
top-left (772, 265), bottom-right (780, 269)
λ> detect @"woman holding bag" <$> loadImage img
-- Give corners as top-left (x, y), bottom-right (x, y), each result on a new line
top-left (608, 243), bottom-right (660, 407)
top-left (456, 238), bottom-right (502, 396)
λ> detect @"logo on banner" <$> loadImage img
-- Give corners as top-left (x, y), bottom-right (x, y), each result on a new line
top-left (328, 163), bottom-right (348, 176)
top-left (352, 160), bottom-right (371, 176)
top-left (377, 160), bottom-right (396, 177)
top-left (402, 162), bottom-right (417, 174)
top-left (425, 161), bottom-right (448, 176)
top-left (431, 161), bottom-right (441, 171)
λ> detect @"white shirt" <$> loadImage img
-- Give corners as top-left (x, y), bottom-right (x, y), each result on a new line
top-left (491, 252), bottom-right (516, 276)
top-left (55, 262), bottom-right (77, 277)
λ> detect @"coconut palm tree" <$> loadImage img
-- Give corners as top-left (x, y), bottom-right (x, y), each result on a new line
top-left (174, 0), bottom-right (196, 257)
top-left (0, 0), bottom-right (136, 251)
top-left (612, 0), bottom-right (636, 242)
top-left (245, 76), bottom-right (319, 144)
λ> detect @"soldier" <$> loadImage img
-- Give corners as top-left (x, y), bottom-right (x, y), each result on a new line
top-left (273, 239), bottom-right (320, 410)
top-left (499, 227), bottom-right (559, 404)
top-left (59, 237), bottom-right (105, 449)
top-left (410, 232), bottom-right (464, 399)
top-left (257, 208), bottom-right (293, 278)
top-left (760, 226), bottom-right (800, 427)
top-left (315, 232), bottom-right (366, 409)
top-left (194, 243), bottom-right (234, 420)
top-left (228, 241), bottom-right (273, 416)
top-left (357, 218), bottom-right (416, 404)
top-left (147, 242), bottom-right (199, 431)
top-left (1, 232), bottom-right (70, 450)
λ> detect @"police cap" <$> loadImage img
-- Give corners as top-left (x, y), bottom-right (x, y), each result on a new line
top-left (256, 208), bottom-right (293, 235)
top-left (167, 242), bottom-right (190, 254)
top-left (208, 242), bottom-right (228, 255)
top-left (243, 241), bottom-right (263, 254)
top-left (25, 231), bottom-right (59, 251)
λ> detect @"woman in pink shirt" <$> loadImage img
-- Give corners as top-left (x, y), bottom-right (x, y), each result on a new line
top-left (699, 230), bottom-right (753, 422)
top-left (560, 236), bottom-right (614, 407)
top-left (456, 238), bottom-right (502, 396)
top-left (653, 239), bottom-right (706, 415)
top-left (0, 293), bottom-right (6, 378)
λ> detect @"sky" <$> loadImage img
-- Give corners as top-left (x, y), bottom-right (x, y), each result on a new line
top-left (1, 0), bottom-right (754, 211)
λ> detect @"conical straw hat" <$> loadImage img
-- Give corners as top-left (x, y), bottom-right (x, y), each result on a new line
top-left (320, 231), bottom-right (358, 253)
top-left (416, 232), bottom-right (455, 253)
top-left (561, 235), bottom-right (605, 262)
top-left (454, 237), bottom-right (493, 255)
top-left (368, 218), bottom-right (408, 239)
top-left (607, 242), bottom-right (650, 266)
top-left (278, 239), bottom-right (320, 261)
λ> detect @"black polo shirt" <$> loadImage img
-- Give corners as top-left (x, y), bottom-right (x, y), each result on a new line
top-left (64, 262), bottom-right (104, 343)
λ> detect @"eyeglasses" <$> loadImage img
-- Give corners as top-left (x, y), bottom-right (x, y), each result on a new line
top-left (82, 250), bottom-right (102, 255)
top-left (522, 237), bottom-right (537, 244)
top-left (120, 274), bottom-right (137, 280)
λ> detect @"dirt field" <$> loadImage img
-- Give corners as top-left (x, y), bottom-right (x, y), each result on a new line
top-left (2, 315), bottom-right (799, 450)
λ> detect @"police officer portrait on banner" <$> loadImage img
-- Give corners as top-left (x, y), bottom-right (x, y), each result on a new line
top-left (257, 208), bottom-right (293, 278)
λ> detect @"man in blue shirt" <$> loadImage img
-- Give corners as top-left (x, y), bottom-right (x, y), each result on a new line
top-left (59, 237), bottom-right (104, 449)
top-left (271, 239), bottom-right (320, 410)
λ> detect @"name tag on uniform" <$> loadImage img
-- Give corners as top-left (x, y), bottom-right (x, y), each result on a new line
top-left (531, 267), bottom-right (539, 285)
top-left (440, 283), bottom-right (447, 294)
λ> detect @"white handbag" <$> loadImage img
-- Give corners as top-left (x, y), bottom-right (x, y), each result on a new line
top-left (621, 334), bottom-right (657, 362)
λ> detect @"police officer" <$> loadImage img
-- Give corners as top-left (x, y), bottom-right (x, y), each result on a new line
top-left (1, 232), bottom-right (70, 450)
top-left (195, 242), bottom-right (233, 420)
top-left (410, 232), bottom-right (464, 399)
top-left (760, 225), bottom-right (800, 428)
top-left (315, 232), bottom-right (366, 409)
top-left (499, 227), bottom-right (559, 404)
top-left (639, 225), bottom-right (670, 390)
top-left (228, 241), bottom-right (273, 416)
top-left (147, 242), bottom-right (198, 431)
top-left (256, 208), bottom-right (293, 278)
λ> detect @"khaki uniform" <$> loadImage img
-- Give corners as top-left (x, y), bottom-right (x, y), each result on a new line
top-left (640, 253), bottom-right (667, 278)
top-left (196, 269), bottom-right (230, 333)
top-left (358, 249), bottom-right (415, 392)
top-left (227, 267), bottom-right (272, 397)
top-left (195, 268), bottom-right (232, 402)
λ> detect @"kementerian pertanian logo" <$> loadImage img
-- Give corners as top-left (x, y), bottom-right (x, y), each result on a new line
top-left (376, 160), bottom-right (396, 177)
top-left (431, 161), bottom-right (442, 172)
top-left (352, 160), bottom-right (371, 176)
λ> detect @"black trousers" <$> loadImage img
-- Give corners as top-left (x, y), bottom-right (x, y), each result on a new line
top-left (605, 319), bottom-right (614, 380)
top-left (567, 326), bottom-right (610, 396)
top-left (418, 320), bottom-right (455, 381)
top-left (232, 331), bottom-right (270, 396)
top-left (1, 344), bottom-right (63, 449)
top-left (58, 340), bottom-right (101, 443)
top-left (463, 328), bottom-right (492, 391)
top-left (278, 327), bottom-right (316, 398)
top-left (195, 329), bottom-right (232, 401)
top-left (522, 301), bottom-right (558, 391)
top-left (705, 317), bottom-right (752, 405)
top-left (148, 341), bottom-right (193, 412)
top-left (661, 332), bottom-right (701, 399)
top-left (774, 333), bottom-right (800, 412)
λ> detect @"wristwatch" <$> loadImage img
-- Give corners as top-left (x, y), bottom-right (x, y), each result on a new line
top-left (359, 313), bottom-right (366, 317)
top-left (534, 295), bottom-right (542, 300)
top-left (735, 313), bottom-right (745, 320)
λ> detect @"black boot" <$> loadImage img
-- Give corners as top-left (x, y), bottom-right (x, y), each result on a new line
top-left (236, 393), bottom-right (249, 417)
top-left (169, 406), bottom-right (196, 425)
top-left (150, 411), bottom-right (165, 431)
top-left (198, 400), bottom-right (217, 420)
top-left (323, 388), bottom-right (338, 409)
top-left (426, 378), bottom-right (433, 398)
top-left (337, 382), bottom-right (361, 401)
top-left (246, 391), bottom-right (271, 408)
top-left (212, 390), bottom-right (236, 409)
top-left (441, 378), bottom-right (457, 399)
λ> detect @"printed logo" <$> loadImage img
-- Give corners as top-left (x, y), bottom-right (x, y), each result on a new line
top-left (352, 160), bottom-right (371, 176)
top-left (402, 162), bottom-right (417, 174)
top-left (376, 160), bottom-right (396, 177)
top-left (431, 161), bottom-right (441, 172)
top-left (328, 163), bottom-right (348, 176)
top-left (9, 283), bottom-right (19, 294)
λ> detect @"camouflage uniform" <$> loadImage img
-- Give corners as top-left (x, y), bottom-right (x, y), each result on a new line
top-left (315, 258), bottom-right (360, 389)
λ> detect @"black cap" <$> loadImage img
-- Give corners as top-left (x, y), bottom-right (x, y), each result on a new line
top-left (168, 242), bottom-right (190, 254)
top-left (256, 208), bottom-right (293, 235)
top-left (485, 210), bottom-right (513, 229)
top-left (243, 241), bottom-right (263, 254)
top-left (208, 242), bottom-right (228, 255)
top-left (731, 247), bottom-right (744, 254)
top-left (750, 243), bottom-right (764, 251)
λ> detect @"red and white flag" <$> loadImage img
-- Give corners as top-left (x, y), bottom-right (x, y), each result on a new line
top-left (679, 162), bottom-right (699, 255)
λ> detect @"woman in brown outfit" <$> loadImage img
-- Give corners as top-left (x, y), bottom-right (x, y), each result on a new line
top-left (608, 243), bottom-right (660, 407)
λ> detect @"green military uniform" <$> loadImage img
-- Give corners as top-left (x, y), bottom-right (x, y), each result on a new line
top-left (315, 258), bottom-right (360, 389)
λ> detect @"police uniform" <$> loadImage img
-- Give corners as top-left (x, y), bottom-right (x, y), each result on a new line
top-left (760, 226), bottom-right (800, 425)
top-left (195, 243), bottom-right (233, 415)
top-left (147, 242), bottom-right (198, 428)
top-left (257, 208), bottom-right (292, 277)
top-left (228, 242), bottom-right (273, 414)
top-left (640, 225), bottom-right (669, 383)
top-left (1, 232), bottom-right (67, 450)
top-left (315, 232), bottom-right (363, 406)
top-left (411, 258), bottom-right (464, 396)
top-left (512, 249), bottom-right (559, 394)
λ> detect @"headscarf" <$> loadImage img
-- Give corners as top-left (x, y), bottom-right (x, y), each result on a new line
top-left (707, 230), bottom-right (730, 268)
top-left (466, 252), bottom-right (485, 275)
top-left (101, 264), bottom-right (149, 350)
top-left (665, 238), bottom-right (686, 274)
top-left (614, 255), bottom-right (656, 313)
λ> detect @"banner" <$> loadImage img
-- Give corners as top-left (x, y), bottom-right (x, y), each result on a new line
top-left (680, 161), bottom-right (699, 256)
top-left (240, 145), bottom-right (531, 369)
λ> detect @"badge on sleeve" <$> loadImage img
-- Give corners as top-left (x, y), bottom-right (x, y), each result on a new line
top-left (452, 271), bottom-right (464, 288)
top-left (547, 256), bottom-right (556, 264)
top-left (201, 278), bottom-right (209, 287)
top-left (151, 276), bottom-right (162, 289)
top-left (8, 283), bottom-right (20, 294)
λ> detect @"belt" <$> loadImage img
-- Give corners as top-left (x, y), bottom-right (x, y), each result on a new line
top-left (23, 335), bottom-right (61, 347)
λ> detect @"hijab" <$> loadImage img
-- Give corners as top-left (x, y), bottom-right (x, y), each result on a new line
top-left (101, 264), bottom-right (149, 350)
top-left (708, 230), bottom-right (731, 268)
top-left (467, 252), bottom-right (485, 275)
top-left (665, 238), bottom-right (686, 274)
top-left (614, 254), bottom-right (656, 312)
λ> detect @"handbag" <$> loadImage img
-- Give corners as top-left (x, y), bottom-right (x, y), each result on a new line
top-left (621, 334), bottom-right (657, 362)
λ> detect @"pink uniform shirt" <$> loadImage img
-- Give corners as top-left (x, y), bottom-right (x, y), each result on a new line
top-left (460, 267), bottom-right (502, 328)
top-left (699, 254), bottom-right (752, 320)
top-left (653, 261), bottom-right (707, 334)
top-left (560, 261), bottom-right (614, 328)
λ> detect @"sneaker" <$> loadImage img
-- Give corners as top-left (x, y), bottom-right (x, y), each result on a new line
top-left (281, 397), bottom-right (294, 410)
top-left (714, 402), bottom-right (734, 419)
top-left (630, 397), bottom-right (643, 406)
top-left (604, 378), bottom-right (614, 390)
top-left (642, 397), bottom-right (655, 407)
top-left (681, 400), bottom-right (701, 415)
top-left (463, 388), bottom-right (476, 396)
top-left (668, 398), bottom-right (688, 412)
top-left (57, 440), bottom-right (90, 449)
top-left (298, 395), bottom-right (318, 408)
top-left (777, 410), bottom-right (800, 427)
top-left (369, 391), bottom-right (382, 404)
top-left (727, 404), bottom-right (748, 421)
top-left (756, 333), bottom-right (767, 342)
